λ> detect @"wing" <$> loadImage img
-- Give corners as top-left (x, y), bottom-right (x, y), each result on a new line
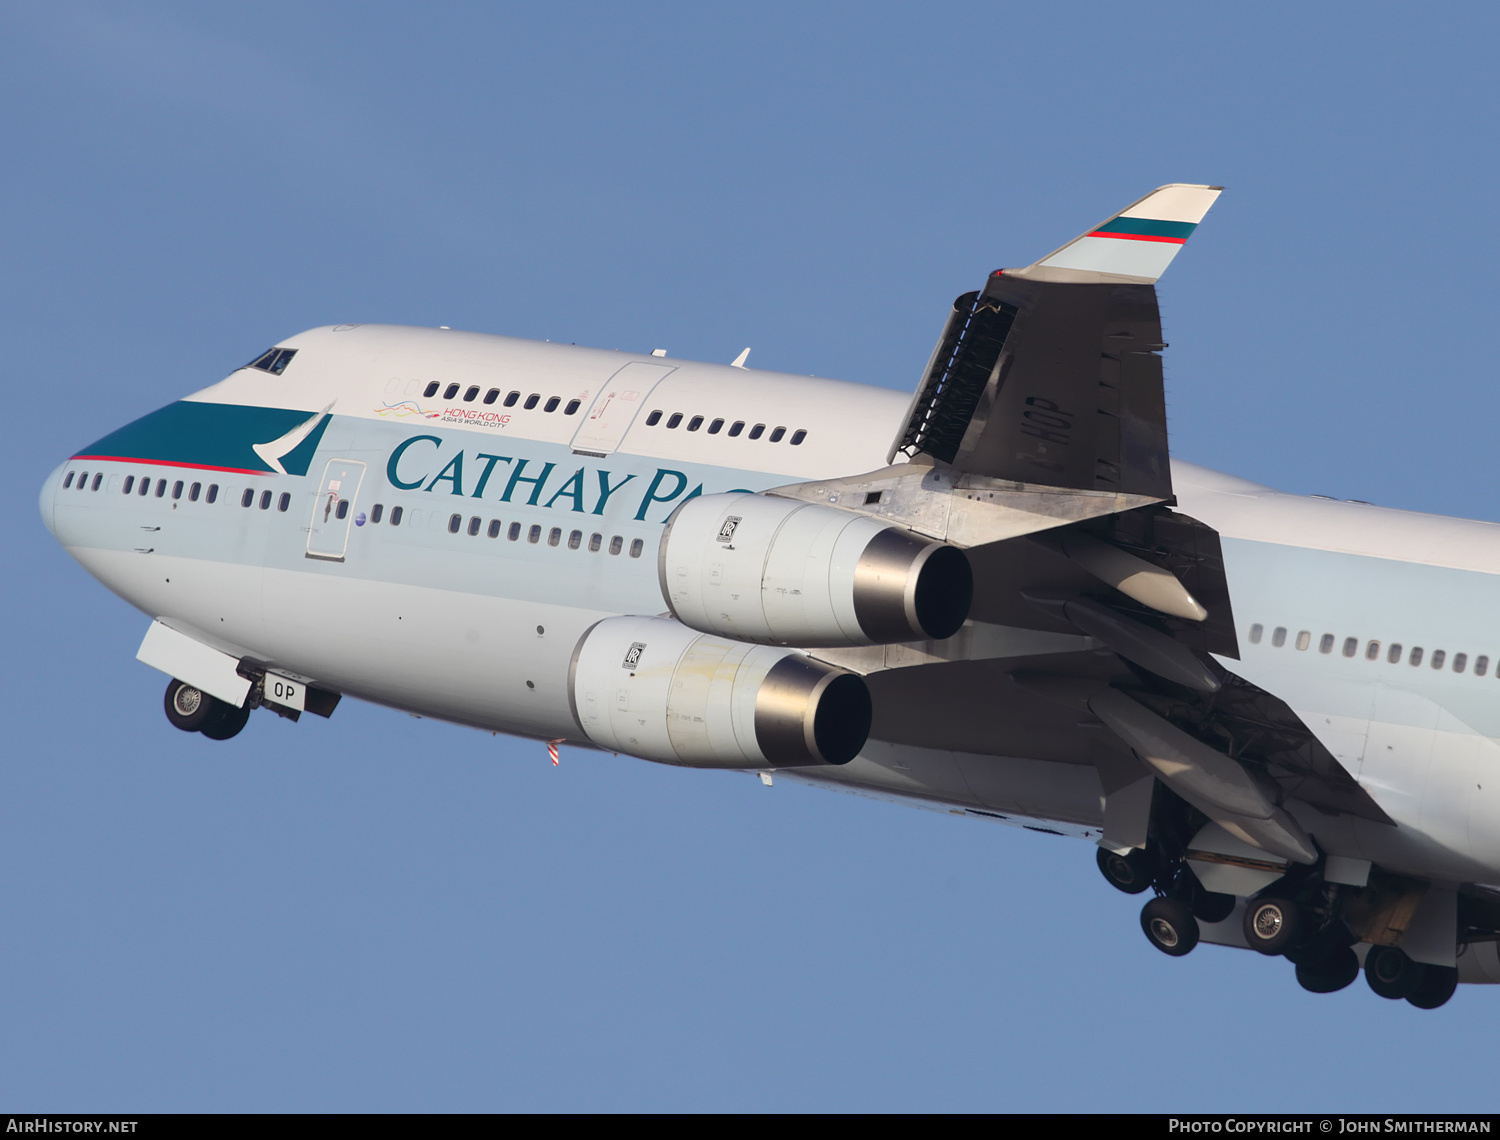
top-left (891, 184), bottom-right (1221, 497)
top-left (770, 185), bottom-right (1393, 864)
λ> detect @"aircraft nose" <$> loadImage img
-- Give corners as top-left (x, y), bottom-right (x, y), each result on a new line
top-left (39, 460), bottom-right (69, 541)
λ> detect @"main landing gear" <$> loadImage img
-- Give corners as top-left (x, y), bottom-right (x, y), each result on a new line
top-left (1364, 945), bottom-right (1459, 1010)
top-left (1097, 846), bottom-right (1234, 958)
top-left (164, 678), bottom-right (251, 741)
top-left (1094, 846), bottom-right (1459, 1008)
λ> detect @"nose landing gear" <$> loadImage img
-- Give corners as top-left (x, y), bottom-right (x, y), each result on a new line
top-left (163, 678), bottom-right (250, 741)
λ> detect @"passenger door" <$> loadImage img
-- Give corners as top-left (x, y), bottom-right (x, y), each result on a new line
top-left (306, 458), bottom-right (367, 562)
top-left (570, 361), bottom-right (675, 455)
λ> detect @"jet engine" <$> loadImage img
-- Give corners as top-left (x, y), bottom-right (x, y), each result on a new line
top-left (658, 492), bottom-right (972, 647)
top-left (568, 615), bottom-right (871, 768)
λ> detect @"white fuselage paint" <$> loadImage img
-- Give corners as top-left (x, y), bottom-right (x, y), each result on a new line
top-left (41, 324), bottom-right (1500, 890)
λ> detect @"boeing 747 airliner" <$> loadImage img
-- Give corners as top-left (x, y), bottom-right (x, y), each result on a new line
top-left (42, 185), bottom-right (1500, 1009)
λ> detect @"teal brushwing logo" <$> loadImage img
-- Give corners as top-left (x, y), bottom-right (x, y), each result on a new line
top-left (74, 401), bottom-right (334, 476)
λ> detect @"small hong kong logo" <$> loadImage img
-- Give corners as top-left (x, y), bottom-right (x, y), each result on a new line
top-left (375, 401), bottom-right (441, 419)
top-left (717, 516), bottom-right (742, 544)
top-left (622, 642), bottom-right (646, 670)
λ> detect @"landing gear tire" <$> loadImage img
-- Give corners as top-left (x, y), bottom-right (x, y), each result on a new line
top-left (1295, 945), bottom-right (1359, 993)
top-left (1406, 965), bottom-right (1458, 1010)
top-left (1141, 896), bottom-right (1199, 957)
top-left (1097, 846), bottom-right (1156, 895)
top-left (200, 701), bottom-right (251, 741)
top-left (1191, 889), bottom-right (1236, 925)
top-left (1365, 945), bottom-right (1422, 1000)
top-left (1243, 897), bottom-right (1304, 956)
top-left (165, 679), bottom-right (220, 733)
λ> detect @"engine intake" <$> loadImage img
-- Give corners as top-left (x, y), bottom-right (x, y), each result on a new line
top-left (659, 492), bottom-right (972, 647)
top-left (569, 615), bottom-right (871, 768)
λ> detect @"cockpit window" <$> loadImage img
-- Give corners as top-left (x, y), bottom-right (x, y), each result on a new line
top-left (246, 347), bottom-right (297, 375)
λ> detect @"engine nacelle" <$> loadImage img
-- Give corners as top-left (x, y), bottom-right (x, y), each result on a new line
top-left (568, 615), bottom-right (871, 768)
top-left (658, 492), bottom-right (972, 647)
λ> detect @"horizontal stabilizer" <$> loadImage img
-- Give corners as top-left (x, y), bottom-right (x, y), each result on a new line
top-left (1011, 184), bottom-right (1222, 285)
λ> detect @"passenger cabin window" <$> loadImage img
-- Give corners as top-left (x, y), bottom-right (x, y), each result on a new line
top-left (1455, 653), bottom-right (1468, 673)
top-left (156, 479), bottom-right (167, 498)
top-left (544, 397), bottom-right (561, 413)
top-left (629, 538), bottom-right (644, 558)
top-left (508, 522), bottom-right (521, 541)
top-left (1295, 631), bottom-right (1310, 650)
top-left (189, 482), bottom-right (201, 502)
top-left (260, 490), bottom-right (272, 510)
top-left (708, 419), bottom-right (724, 434)
top-left (1342, 637), bottom-right (1357, 658)
top-left (1319, 634), bottom-right (1334, 654)
top-left (609, 535), bottom-right (623, 555)
top-left (63, 471), bottom-right (74, 489)
top-left (1478, 655), bottom-right (1491, 676)
top-left (791, 429), bottom-right (807, 445)
top-left (1272, 627), bottom-right (1287, 647)
top-left (589, 533), bottom-right (602, 552)
top-left (524, 394), bottom-right (540, 410)
top-left (1388, 643), bottom-right (1403, 663)
top-left (390, 506), bottom-right (403, 526)
top-left (688, 416), bottom-right (703, 431)
top-left (770, 426), bottom-right (786, 443)
top-left (1431, 650), bottom-right (1446, 669)
top-left (646, 410), bottom-right (663, 426)
top-left (1366, 640), bottom-right (1380, 661)
top-left (729, 421), bottom-right (745, 437)
top-left (1249, 623), bottom-right (1263, 644)
top-left (487, 519), bottom-right (501, 538)
top-left (371, 504), bottom-right (384, 524)
top-left (92, 473), bottom-right (103, 491)
top-left (444, 383), bottom-right (460, 400)
top-left (123, 476), bottom-right (134, 494)
top-left (484, 389), bottom-right (500, 405)
top-left (247, 348), bottom-right (297, 375)
top-left (564, 400), bottom-right (581, 415)
top-left (172, 480), bottom-right (184, 500)
top-left (424, 382), bottom-right (440, 398)
top-left (449, 514), bottom-right (462, 534)
top-left (207, 484), bottom-right (219, 504)
top-left (568, 530), bottom-right (582, 549)
top-left (466, 516), bottom-right (480, 536)
top-left (528, 525), bottom-right (541, 544)
top-left (666, 413), bottom-right (683, 428)
top-left (464, 386), bottom-right (480, 402)
top-left (1410, 647), bottom-right (1424, 666)
top-left (504, 391), bottom-right (520, 407)
top-left (548, 527), bottom-right (561, 547)
top-left (279, 493), bottom-right (291, 512)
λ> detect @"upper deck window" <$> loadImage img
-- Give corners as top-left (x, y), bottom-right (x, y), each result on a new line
top-left (247, 348), bottom-right (297, 375)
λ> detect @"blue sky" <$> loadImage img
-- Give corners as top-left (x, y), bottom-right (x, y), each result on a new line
top-left (5, 1), bottom-right (1500, 1112)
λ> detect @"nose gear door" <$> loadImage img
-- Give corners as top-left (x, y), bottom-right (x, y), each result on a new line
top-left (306, 458), bottom-right (367, 562)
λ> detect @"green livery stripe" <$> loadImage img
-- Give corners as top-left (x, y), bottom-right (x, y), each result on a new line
top-left (73, 401), bottom-right (331, 476)
top-left (1092, 217), bottom-right (1198, 240)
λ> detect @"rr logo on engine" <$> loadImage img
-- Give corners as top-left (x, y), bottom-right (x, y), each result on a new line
top-left (622, 642), bottom-right (646, 670)
top-left (717, 516), bottom-right (742, 544)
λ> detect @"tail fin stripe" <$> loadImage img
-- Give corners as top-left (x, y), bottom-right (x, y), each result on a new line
top-left (1092, 217), bottom-right (1198, 240)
